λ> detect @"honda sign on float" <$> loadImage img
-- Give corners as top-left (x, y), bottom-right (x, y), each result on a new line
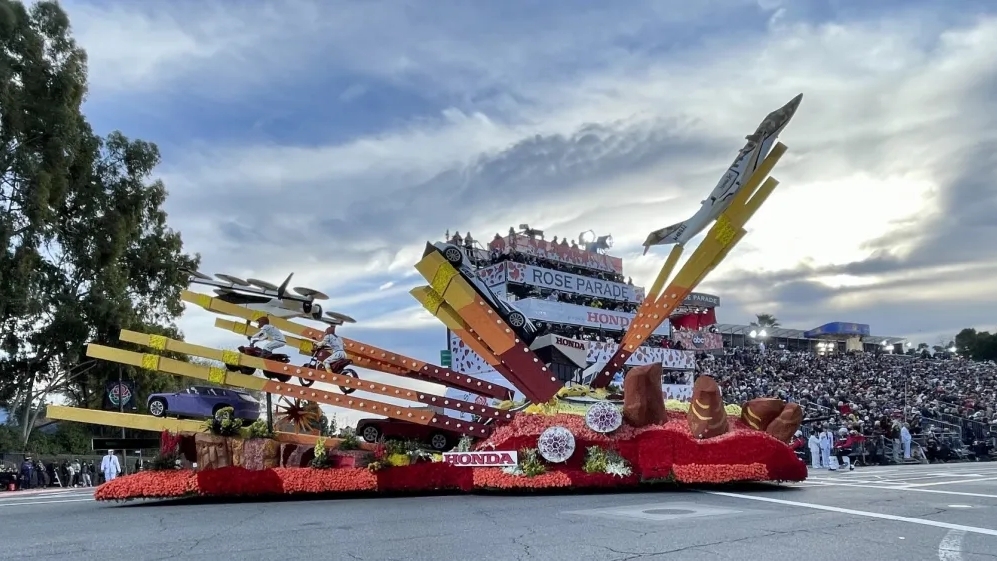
top-left (511, 298), bottom-right (669, 335)
top-left (443, 451), bottom-right (518, 467)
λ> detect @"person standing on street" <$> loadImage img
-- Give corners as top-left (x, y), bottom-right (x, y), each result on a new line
top-left (900, 423), bottom-right (913, 459)
top-left (819, 427), bottom-right (835, 471)
top-left (100, 449), bottom-right (121, 482)
top-left (808, 432), bottom-right (822, 468)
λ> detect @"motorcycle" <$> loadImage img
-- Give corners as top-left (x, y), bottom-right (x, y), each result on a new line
top-left (304, 348), bottom-right (359, 395)
top-left (230, 341), bottom-right (314, 387)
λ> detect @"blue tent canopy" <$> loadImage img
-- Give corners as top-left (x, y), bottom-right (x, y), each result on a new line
top-left (804, 322), bottom-right (870, 338)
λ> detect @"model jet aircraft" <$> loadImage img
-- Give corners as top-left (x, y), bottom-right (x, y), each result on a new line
top-left (642, 93), bottom-right (803, 254)
top-left (181, 268), bottom-right (355, 325)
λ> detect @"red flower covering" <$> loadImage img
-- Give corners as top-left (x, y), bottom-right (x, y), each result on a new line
top-left (377, 462), bottom-right (472, 493)
top-left (196, 466), bottom-right (284, 497)
top-left (635, 428), bottom-right (675, 480)
top-left (281, 468), bottom-right (377, 494)
top-left (472, 468), bottom-right (572, 489)
top-left (565, 470), bottom-right (640, 488)
top-left (482, 413), bottom-right (638, 451)
top-left (94, 470), bottom-right (197, 501)
top-left (672, 463), bottom-right (768, 484)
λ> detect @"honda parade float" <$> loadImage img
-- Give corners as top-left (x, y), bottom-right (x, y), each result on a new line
top-left (47, 95), bottom-right (810, 502)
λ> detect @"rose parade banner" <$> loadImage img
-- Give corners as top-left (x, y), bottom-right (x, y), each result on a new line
top-left (672, 330), bottom-right (723, 351)
top-left (509, 298), bottom-right (668, 335)
top-left (475, 262), bottom-right (646, 302)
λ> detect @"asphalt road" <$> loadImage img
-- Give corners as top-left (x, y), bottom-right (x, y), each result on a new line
top-left (2, 462), bottom-right (996, 561)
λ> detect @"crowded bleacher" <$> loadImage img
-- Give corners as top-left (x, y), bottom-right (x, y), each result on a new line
top-left (702, 347), bottom-right (997, 465)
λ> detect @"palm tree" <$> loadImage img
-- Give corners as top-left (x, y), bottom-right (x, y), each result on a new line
top-left (750, 314), bottom-right (780, 328)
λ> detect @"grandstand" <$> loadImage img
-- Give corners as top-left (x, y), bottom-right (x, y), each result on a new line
top-left (713, 321), bottom-right (909, 353)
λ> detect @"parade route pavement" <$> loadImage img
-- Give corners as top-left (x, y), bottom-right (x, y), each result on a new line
top-left (2, 462), bottom-right (996, 561)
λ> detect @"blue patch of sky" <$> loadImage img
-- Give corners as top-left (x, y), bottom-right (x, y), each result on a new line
top-left (83, 75), bottom-right (448, 157)
top-left (349, 325), bottom-right (445, 363)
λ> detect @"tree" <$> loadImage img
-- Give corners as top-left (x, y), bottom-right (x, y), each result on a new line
top-left (954, 328), bottom-right (997, 362)
top-left (1, 0), bottom-right (90, 403)
top-left (319, 412), bottom-right (337, 437)
top-left (751, 314), bottom-right (780, 328)
top-left (0, 1), bottom-right (199, 444)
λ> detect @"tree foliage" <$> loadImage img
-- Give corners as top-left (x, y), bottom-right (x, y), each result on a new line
top-left (0, 1), bottom-right (199, 445)
top-left (955, 329), bottom-right (997, 362)
top-left (750, 314), bottom-right (780, 328)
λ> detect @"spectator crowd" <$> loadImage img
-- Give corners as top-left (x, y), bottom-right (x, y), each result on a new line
top-left (701, 347), bottom-right (997, 462)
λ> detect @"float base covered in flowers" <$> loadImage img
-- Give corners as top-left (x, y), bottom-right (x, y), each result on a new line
top-left (97, 382), bottom-right (806, 502)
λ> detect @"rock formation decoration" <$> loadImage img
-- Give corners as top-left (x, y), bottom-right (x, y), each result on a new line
top-left (687, 376), bottom-right (729, 439)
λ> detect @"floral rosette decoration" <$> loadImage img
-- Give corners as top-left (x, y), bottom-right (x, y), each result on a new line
top-left (537, 426), bottom-right (576, 463)
top-left (584, 401), bottom-right (623, 433)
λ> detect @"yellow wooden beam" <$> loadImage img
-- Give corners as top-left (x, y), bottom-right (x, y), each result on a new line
top-left (117, 330), bottom-right (513, 422)
top-left (410, 285), bottom-right (465, 331)
top-left (47, 404), bottom-right (204, 433)
top-left (87, 343), bottom-right (267, 391)
top-left (44, 405), bottom-right (372, 450)
top-left (86, 343), bottom-right (494, 436)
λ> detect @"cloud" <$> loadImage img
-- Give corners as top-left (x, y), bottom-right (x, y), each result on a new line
top-left (57, 0), bottom-right (997, 419)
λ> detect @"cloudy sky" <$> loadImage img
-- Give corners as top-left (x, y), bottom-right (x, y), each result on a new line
top-left (57, 0), bottom-right (996, 422)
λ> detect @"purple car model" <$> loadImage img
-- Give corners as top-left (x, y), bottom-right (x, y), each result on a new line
top-left (147, 386), bottom-right (261, 423)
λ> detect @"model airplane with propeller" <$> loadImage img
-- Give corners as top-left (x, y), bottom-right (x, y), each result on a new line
top-left (181, 268), bottom-right (356, 325)
top-left (642, 93), bottom-right (803, 253)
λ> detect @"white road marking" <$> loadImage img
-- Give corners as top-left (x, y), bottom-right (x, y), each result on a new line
top-left (706, 492), bottom-right (997, 537)
top-left (807, 481), bottom-right (997, 499)
top-left (938, 529), bottom-right (965, 561)
top-left (907, 477), bottom-right (997, 488)
top-left (0, 497), bottom-right (95, 507)
top-left (947, 505), bottom-right (973, 509)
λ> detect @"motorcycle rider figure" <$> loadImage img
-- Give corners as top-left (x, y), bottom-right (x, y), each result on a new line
top-left (249, 317), bottom-right (286, 357)
top-left (315, 324), bottom-right (347, 372)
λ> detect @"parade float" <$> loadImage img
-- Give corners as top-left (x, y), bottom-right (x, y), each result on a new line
top-left (46, 95), bottom-right (809, 502)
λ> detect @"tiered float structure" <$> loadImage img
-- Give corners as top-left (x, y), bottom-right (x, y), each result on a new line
top-left (439, 229), bottom-right (716, 411)
top-left (48, 101), bottom-right (809, 502)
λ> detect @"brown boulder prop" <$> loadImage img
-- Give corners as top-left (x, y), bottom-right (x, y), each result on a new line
top-left (285, 444), bottom-right (307, 468)
top-left (236, 438), bottom-right (281, 470)
top-left (766, 403), bottom-right (804, 442)
top-left (280, 443), bottom-right (298, 467)
top-left (622, 362), bottom-right (666, 427)
top-left (740, 398), bottom-right (786, 431)
top-left (230, 437), bottom-right (246, 467)
top-left (687, 376), bottom-right (729, 439)
top-left (194, 433), bottom-right (232, 470)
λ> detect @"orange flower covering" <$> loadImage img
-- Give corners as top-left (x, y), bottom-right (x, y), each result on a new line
top-left (280, 468), bottom-right (377, 494)
top-left (95, 470), bottom-right (197, 501)
top-left (672, 463), bottom-right (769, 484)
top-left (473, 468), bottom-right (572, 489)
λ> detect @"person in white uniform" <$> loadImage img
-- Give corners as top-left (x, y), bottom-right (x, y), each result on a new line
top-left (100, 449), bottom-right (121, 482)
top-left (249, 317), bottom-right (286, 354)
top-left (315, 324), bottom-right (348, 372)
top-left (900, 423), bottom-right (912, 459)
top-left (808, 432), bottom-right (822, 468)
top-left (819, 427), bottom-right (835, 471)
